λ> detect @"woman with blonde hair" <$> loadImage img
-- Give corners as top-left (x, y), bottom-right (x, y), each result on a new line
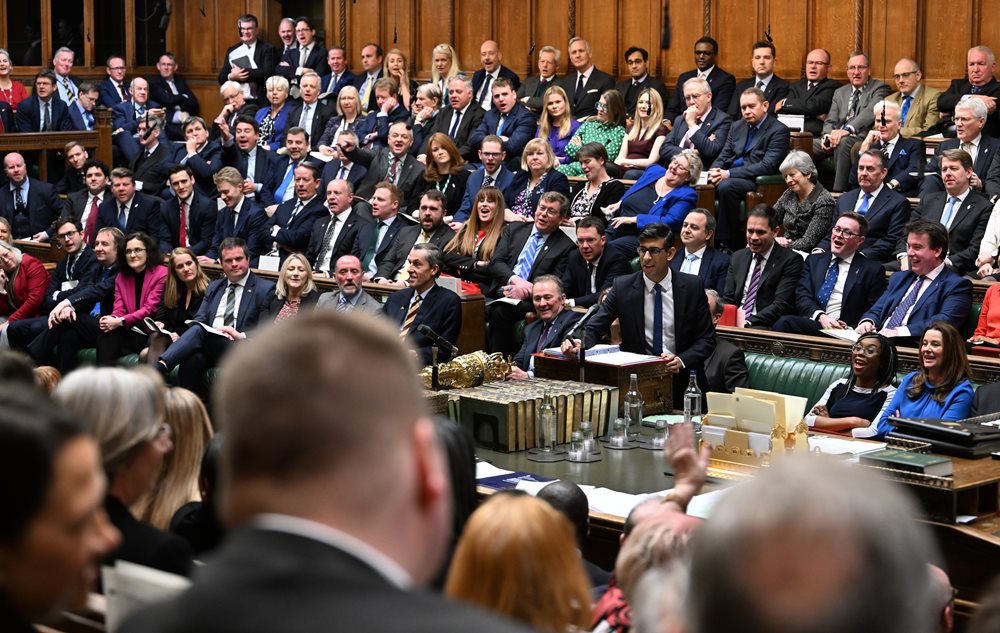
top-left (384, 48), bottom-right (419, 110)
top-left (0, 240), bottom-right (49, 333)
top-left (133, 387), bottom-right (214, 530)
top-left (317, 85), bottom-right (375, 154)
top-left (430, 44), bottom-right (461, 98)
top-left (255, 75), bottom-right (291, 151)
top-left (615, 88), bottom-right (668, 179)
top-left (506, 138), bottom-right (571, 221)
top-left (537, 85), bottom-right (581, 164)
top-left (262, 253), bottom-right (319, 323)
top-left (442, 186), bottom-right (507, 294)
top-left (445, 493), bottom-right (592, 633)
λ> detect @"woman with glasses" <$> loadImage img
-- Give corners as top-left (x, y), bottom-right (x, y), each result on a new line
top-left (569, 142), bottom-right (626, 220)
top-left (255, 75), bottom-right (291, 151)
top-left (556, 89), bottom-right (627, 177)
top-left (0, 240), bottom-right (49, 339)
top-left (773, 150), bottom-right (835, 253)
top-left (806, 332), bottom-right (898, 437)
top-left (96, 232), bottom-right (167, 366)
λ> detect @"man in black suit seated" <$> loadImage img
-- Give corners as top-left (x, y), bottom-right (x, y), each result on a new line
top-left (219, 115), bottom-right (277, 205)
top-left (924, 98), bottom-right (998, 197)
top-left (54, 141), bottom-right (88, 196)
top-left (773, 48), bottom-right (842, 137)
top-left (111, 77), bottom-right (165, 138)
top-left (468, 78), bottom-right (537, 161)
top-left (120, 309), bottom-right (532, 633)
top-left (563, 223), bottom-right (716, 407)
top-left (127, 115), bottom-right (173, 197)
top-left (15, 70), bottom-right (72, 132)
top-left (422, 75), bottom-right (484, 161)
top-left (815, 150), bottom-right (911, 263)
top-left (660, 77), bottom-right (732, 167)
top-left (265, 162), bottom-right (328, 266)
top-left (560, 37), bottom-right (615, 119)
top-left (485, 191), bottom-right (576, 356)
top-left (62, 158), bottom-right (111, 246)
top-left (202, 167), bottom-right (269, 266)
top-left (668, 208), bottom-right (730, 294)
top-left (374, 190), bottom-right (455, 285)
top-left (158, 165), bottom-right (216, 256)
top-left (703, 288), bottom-right (750, 396)
top-left (561, 216), bottom-right (631, 308)
top-left (340, 121), bottom-right (424, 213)
top-left (938, 46), bottom-right (1000, 139)
top-left (96, 167), bottom-right (160, 238)
top-left (382, 243), bottom-right (462, 366)
top-left (319, 46), bottom-right (356, 98)
top-left (307, 179), bottom-right (373, 276)
top-left (263, 127), bottom-right (312, 208)
top-left (616, 47), bottom-right (669, 118)
top-left (665, 36), bottom-right (736, 122)
top-left (353, 182), bottom-right (408, 280)
top-left (773, 212), bottom-right (887, 335)
top-left (893, 149), bottom-right (991, 277)
top-left (173, 116), bottom-right (223, 198)
top-left (707, 87), bottom-right (790, 248)
top-left (472, 40), bottom-right (521, 111)
top-left (218, 14), bottom-right (276, 105)
top-left (847, 101), bottom-right (924, 196)
top-left (727, 40), bottom-right (790, 119)
top-left (153, 237), bottom-right (275, 401)
top-left (67, 81), bottom-right (99, 131)
top-left (507, 275), bottom-right (582, 379)
top-left (723, 204), bottom-right (804, 329)
top-left (1, 152), bottom-right (62, 241)
top-left (213, 81), bottom-right (258, 141)
top-left (150, 53), bottom-right (200, 142)
top-left (362, 77), bottom-right (412, 149)
top-left (319, 131), bottom-right (367, 191)
top-left (518, 46), bottom-right (561, 115)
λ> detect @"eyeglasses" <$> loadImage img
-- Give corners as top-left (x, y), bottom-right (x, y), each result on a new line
top-left (806, 60), bottom-right (830, 66)
top-left (57, 229), bottom-right (79, 240)
top-left (831, 227), bottom-right (860, 238)
top-left (892, 70), bottom-right (917, 80)
top-left (684, 92), bottom-right (706, 101)
top-left (596, 101), bottom-right (608, 111)
top-left (637, 246), bottom-right (667, 256)
top-left (847, 65), bottom-right (869, 72)
top-left (851, 343), bottom-right (880, 356)
top-left (480, 151), bottom-right (502, 158)
top-left (536, 207), bottom-right (562, 218)
top-left (124, 248), bottom-right (146, 256)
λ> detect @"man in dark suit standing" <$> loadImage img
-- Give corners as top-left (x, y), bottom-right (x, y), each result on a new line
top-left (453, 137), bottom-right (516, 223)
top-left (727, 41), bottom-right (790, 119)
top-left (1, 152), bottom-right (61, 240)
top-left (62, 159), bottom-right (111, 246)
top-left (265, 162), bottom-right (328, 266)
top-left (703, 289), bottom-right (750, 396)
top-left (666, 36), bottom-right (736, 122)
top-left (159, 165), bottom-right (216, 256)
top-left (423, 75), bottom-right (485, 161)
top-left (96, 167), bottom-right (160, 238)
top-left (319, 46), bottom-right (356, 98)
top-left (15, 70), bottom-right (72, 132)
top-left (374, 190), bottom-right (455, 284)
top-left (274, 17), bottom-right (327, 90)
top-left (307, 179), bottom-right (373, 276)
top-left (468, 78), bottom-right (537, 161)
top-left (773, 48), bottom-right (842, 137)
top-left (204, 168), bottom-right (269, 266)
top-left (847, 100), bottom-right (924, 196)
top-left (353, 182), bottom-right (408, 280)
top-left (340, 122), bottom-right (423, 212)
top-left (616, 47), bottom-right (669, 119)
top-left (924, 98), bottom-right (998, 196)
top-left (518, 46), bottom-right (561, 115)
top-left (218, 14), bottom-right (276, 105)
top-left (660, 77), bottom-right (732, 166)
top-left (352, 43), bottom-right (385, 114)
top-left (857, 220), bottom-right (972, 345)
top-left (707, 87), bottom-right (790, 247)
top-left (153, 237), bottom-right (275, 400)
top-left (98, 55), bottom-right (129, 109)
top-left (219, 115), bottom-right (277, 205)
top-left (773, 212), bottom-right (886, 335)
top-left (508, 275), bottom-right (582, 379)
top-left (723, 205), bottom-right (804, 328)
top-left (560, 37), bottom-right (615, 119)
top-left (668, 209), bottom-right (730, 294)
top-left (938, 46), bottom-right (1000, 139)
top-left (150, 53), bottom-right (200, 142)
top-left (472, 40), bottom-right (521, 111)
top-left (561, 217), bottom-right (631, 308)
top-left (485, 191), bottom-right (577, 356)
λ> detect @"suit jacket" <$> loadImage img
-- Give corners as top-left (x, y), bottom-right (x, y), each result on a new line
top-left (286, 100), bottom-right (336, 149)
top-left (97, 192), bottom-right (161, 237)
top-left (276, 44), bottom-right (329, 81)
top-left (517, 75), bottom-right (560, 114)
top-left (427, 104), bottom-right (486, 160)
top-left (383, 284), bottom-right (462, 365)
top-left (111, 99), bottom-right (164, 135)
top-left (468, 102), bottom-right (537, 158)
top-left (822, 80), bottom-right (892, 136)
top-left (938, 77), bottom-right (1000, 138)
top-left (320, 159), bottom-right (368, 192)
top-left (487, 223), bottom-right (576, 292)
top-left (117, 527), bottom-right (534, 633)
top-left (222, 143), bottom-right (278, 204)
top-left (925, 136), bottom-right (999, 196)
top-left (366, 105), bottom-right (412, 148)
top-left (817, 187), bottom-right (911, 262)
top-left (149, 75), bottom-right (200, 117)
top-left (972, 382), bottom-right (1000, 417)
top-left (104, 496), bottom-right (191, 580)
top-left (561, 247), bottom-right (632, 308)
top-left (794, 251), bottom-right (886, 326)
top-left (67, 104), bottom-right (97, 131)
top-left (14, 96), bottom-right (71, 132)
top-left (0, 255), bottom-right (48, 320)
top-left (848, 136), bottom-right (925, 196)
top-left (660, 106), bottom-right (732, 166)
top-left (728, 75), bottom-right (790, 118)
top-left (666, 66), bottom-right (737, 122)
top-left (207, 197), bottom-right (269, 264)
top-left (455, 166), bottom-right (516, 222)
top-left (906, 190), bottom-right (992, 275)
top-left (473, 66), bottom-right (522, 102)
top-left (701, 336), bottom-right (749, 396)
top-left (111, 265), bottom-right (169, 327)
top-left (62, 188), bottom-right (110, 241)
top-left (504, 169), bottom-right (571, 211)
top-left (173, 141), bottom-right (223, 198)
top-left (319, 69), bottom-right (357, 97)
top-left (0, 178), bottom-right (61, 239)
top-left (42, 246), bottom-right (98, 312)
top-left (190, 272), bottom-right (274, 333)
top-left (98, 77), bottom-right (128, 108)
top-left (352, 215), bottom-right (407, 273)
top-left (352, 69), bottom-right (386, 113)
top-left (560, 67), bottom-right (615, 119)
top-left (860, 266), bottom-right (972, 337)
top-left (777, 78), bottom-right (842, 136)
top-left (375, 223), bottom-right (456, 280)
top-left (218, 40), bottom-right (277, 103)
top-left (158, 193), bottom-right (217, 255)
top-left (711, 114), bottom-right (790, 180)
top-left (668, 246), bottom-right (730, 294)
top-left (346, 147), bottom-right (424, 211)
top-left (306, 206), bottom-right (374, 270)
top-left (129, 142), bottom-right (173, 196)
top-left (316, 288), bottom-right (382, 313)
top-left (616, 75), bottom-right (670, 118)
top-left (723, 244), bottom-right (804, 327)
top-left (887, 86), bottom-right (941, 137)
top-left (513, 308), bottom-right (582, 370)
top-left (268, 195), bottom-right (332, 263)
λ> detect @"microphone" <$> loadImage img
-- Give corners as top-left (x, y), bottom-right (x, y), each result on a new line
top-left (417, 324), bottom-right (458, 355)
top-left (564, 302), bottom-right (601, 341)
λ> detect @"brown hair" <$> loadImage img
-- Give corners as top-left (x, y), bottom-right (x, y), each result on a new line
top-left (907, 321), bottom-right (972, 404)
top-left (537, 84), bottom-right (574, 140)
top-left (423, 133), bottom-right (467, 182)
top-left (444, 186), bottom-right (506, 261)
top-left (162, 248), bottom-right (210, 309)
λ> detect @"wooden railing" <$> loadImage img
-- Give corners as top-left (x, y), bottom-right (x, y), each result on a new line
top-left (0, 109), bottom-right (113, 181)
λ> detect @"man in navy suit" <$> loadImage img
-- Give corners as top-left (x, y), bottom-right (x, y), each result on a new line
top-left (264, 127), bottom-right (313, 207)
top-left (508, 275), bottom-right (582, 379)
top-left (274, 17), bottom-right (327, 86)
top-left (924, 98), bottom-right (997, 196)
top-left (319, 139), bottom-right (367, 192)
top-left (815, 151), bottom-right (911, 263)
top-left (0, 153), bottom-right (61, 240)
top-left (62, 159), bottom-right (111, 246)
top-left (773, 212), bottom-right (886, 335)
top-left (286, 72), bottom-right (336, 150)
top-left (154, 237), bottom-right (275, 400)
top-left (150, 53), bottom-right (200, 142)
top-left (319, 46), bottom-right (355, 97)
top-left (158, 165), bottom-right (216, 255)
top-left (666, 36), bottom-right (736, 122)
top-left (846, 101), bottom-right (924, 196)
top-left (98, 55), bottom-right (129, 108)
top-left (352, 43), bottom-right (385, 114)
top-left (517, 46), bottom-right (561, 115)
top-left (220, 115), bottom-right (276, 205)
top-left (174, 117), bottom-right (223, 198)
top-left (96, 167), bottom-right (160, 238)
top-left (339, 123), bottom-right (424, 212)
top-left (564, 222), bottom-right (717, 407)
top-left (218, 14), bottom-right (276, 105)
top-left (660, 76), bottom-right (732, 168)
top-left (15, 70), bottom-right (71, 132)
top-left (382, 243), bottom-right (462, 366)
top-left (306, 179), bottom-right (373, 275)
top-left (126, 115), bottom-right (173, 196)
top-left (111, 77), bottom-right (164, 136)
top-left (424, 75), bottom-right (485, 161)
top-left (615, 47), bottom-right (669, 118)
top-left (857, 219), bottom-right (972, 344)
top-left (360, 77), bottom-right (410, 149)
top-left (204, 167), bottom-right (268, 265)
top-left (472, 40), bottom-right (521, 111)
top-left (67, 82), bottom-right (100, 131)
top-left (773, 48), bottom-right (843, 137)
top-left (723, 205), bottom-right (804, 328)
top-left (453, 136), bottom-right (516, 224)
top-left (560, 37), bottom-right (615, 119)
top-left (561, 217), bottom-right (631, 308)
top-left (727, 41), bottom-right (790, 119)
top-left (668, 209), bottom-right (730, 294)
top-left (374, 190), bottom-right (455, 284)
top-left (707, 87), bottom-right (790, 247)
top-left (353, 182), bottom-right (408, 280)
top-left (468, 78), bottom-right (536, 160)
top-left (265, 163), bottom-right (327, 266)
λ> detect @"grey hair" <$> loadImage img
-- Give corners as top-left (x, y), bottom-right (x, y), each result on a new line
top-left (675, 148), bottom-right (703, 184)
top-left (265, 75), bottom-right (290, 92)
top-left (220, 80), bottom-right (243, 96)
top-left (970, 45), bottom-right (996, 67)
top-left (448, 74), bottom-right (473, 91)
top-left (957, 95), bottom-right (989, 120)
top-left (780, 149), bottom-right (818, 180)
top-left (683, 76), bottom-right (712, 95)
top-left (539, 45), bottom-right (561, 64)
top-left (411, 242), bottom-right (442, 273)
top-left (705, 288), bottom-right (724, 318)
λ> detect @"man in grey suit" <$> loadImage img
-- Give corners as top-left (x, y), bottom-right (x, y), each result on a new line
top-left (815, 51), bottom-right (891, 192)
top-left (340, 121), bottom-right (424, 213)
top-left (316, 255), bottom-right (382, 313)
top-left (518, 46), bottom-right (561, 115)
top-left (660, 76), bottom-right (732, 166)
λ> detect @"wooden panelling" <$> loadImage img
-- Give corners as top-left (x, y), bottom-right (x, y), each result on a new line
top-left (809, 0), bottom-right (859, 83)
top-left (865, 0), bottom-right (920, 81)
top-left (576, 1), bottom-right (620, 76)
top-left (414, 0), bottom-right (454, 78)
top-left (768, 0), bottom-right (809, 80)
top-left (454, 0), bottom-right (491, 71)
top-left (532, 0), bottom-right (570, 76)
top-left (658, 0), bottom-right (703, 86)
top-left (494, 0), bottom-right (534, 79)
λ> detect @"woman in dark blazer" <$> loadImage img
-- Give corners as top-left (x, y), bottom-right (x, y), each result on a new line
top-left (505, 138), bottom-right (572, 221)
top-left (568, 142), bottom-right (627, 220)
top-left (415, 133), bottom-right (472, 217)
top-left (145, 248), bottom-right (209, 363)
top-left (261, 253), bottom-right (320, 323)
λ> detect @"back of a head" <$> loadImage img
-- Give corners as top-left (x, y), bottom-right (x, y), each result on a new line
top-left (615, 512), bottom-right (696, 601)
top-left (687, 456), bottom-right (938, 633)
top-left (434, 416), bottom-right (478, 542)
top-left (536, 479), bottom-right (589, 547)
top-left (0, 351), bottom-right (37, 388)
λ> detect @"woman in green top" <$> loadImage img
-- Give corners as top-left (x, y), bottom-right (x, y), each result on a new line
top-left (557, 89), bottom-right (627, 177)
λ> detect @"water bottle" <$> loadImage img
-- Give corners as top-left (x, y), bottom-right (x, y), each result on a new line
top-left (539, 389), bottom-right (557, 452)
top-left (624, 373), bottom-right (643, 437)
top-left (683, 370), bottom-right (703, 440)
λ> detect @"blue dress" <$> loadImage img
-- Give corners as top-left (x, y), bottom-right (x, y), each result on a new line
top-left (874, 372), bottom-right (974, 438)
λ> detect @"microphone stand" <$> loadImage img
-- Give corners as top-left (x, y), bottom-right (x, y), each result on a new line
top-left (431, 344), bottom-right (440, 391)
top-left (578, 322), bottom-right (587, 383)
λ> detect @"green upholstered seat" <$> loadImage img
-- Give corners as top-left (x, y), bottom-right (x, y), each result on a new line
top-left (744, 354), bottom-right (850, 410)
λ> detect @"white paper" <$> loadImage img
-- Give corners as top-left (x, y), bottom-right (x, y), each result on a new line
top-left (475, 461), bottom-right (514, 479)
top-left (777, 113), bottom-right (805, 131)
top-left (587, 351), bottom-right (663, 366)
top-left (103, 560), bottom-right (190, 631)
top-left (808, 435), bottom-right (886, 456)
top-left (586, 487), bottom-right (654, 517)
top-left (686, 487), bottom-right (736, 520)
top-left (822, 328), bottom-right (861, 342)
top-left (308, 150), bottom-right (335, 163)
top-left (258, 253), bottom-right (281, 272)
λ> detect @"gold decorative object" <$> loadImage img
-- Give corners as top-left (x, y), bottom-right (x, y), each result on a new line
top-left (420, 351), bottom-right (512, 389)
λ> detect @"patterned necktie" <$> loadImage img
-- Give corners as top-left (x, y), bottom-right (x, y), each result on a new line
top-left (900, 95), bottom-right (912, 126)
top-left (807, 81), bottom-right (815, 91)
top-left (742, 254), bottom-right (764, 315)
top-left (652, 283), bottom-right (664, 355)
top-left (756, 80), bottom-right (765, 89)
top-left (400, 293), bottom-right (422, 337)
top-left (884, 275), bottom-right (925, 329)
top-left (971, 85), bottom-right (982, 95)
top-left (513, 232), bottom-right (543, 279)
top-left (14, 186), bottom-right (24, 210)
top-left (223, 283), bottom-right (237, 327)
top-left (535, 321), bottom-right (553, 353)
top-left (85, 195), bottom-right (99, 244)
top-left (63, 78), bottom-right (76, 104)
top-left (317, 216), bottom-right (340, 273)
top-left (816, 256), bottom-right (841, 308)
top-left (118, 83), bottom-right (128, 100)
top-left (483, 173), bottom-right (495, 188)
top-left (857, 192), bottom-right (873, 215)
top-left (479, 74), bottom-right (493, 106)
top-left (387, 155), bottom-right (399, 183)
top-left (848, 89), bottom-right (860, 120)
top-left (42, 101), bottom-right (50, 131)
top-left (337, 295), bottom-right (350, 312)
top-left (178, 200), bottom-right (187, 247)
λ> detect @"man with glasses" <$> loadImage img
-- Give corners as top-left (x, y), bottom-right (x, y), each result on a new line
top-left (218, 14), bottom-right (276, 105)
top-left (773, 212), bottom-right (885, 335)
top-left (938, 46), bottom-right (1000, 138)
top-left (615, 46), bottom-right (668, 118)
top-left (774, 48), bottom-right (842, 137)
top-left (660, 76), bottom-right (732, 166)
top-left (453, 136), bottom-right (515, 224)
top-left (886, 58), bottom-right (941, 137)
top-left (99, 55), bottom-right (129, 109)
top-left (666, 36), bottom-right (735, 122)
top-left (924, 97), bottom-right (998, 198)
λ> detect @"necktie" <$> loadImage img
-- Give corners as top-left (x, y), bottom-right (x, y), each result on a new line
top-left (574, 73), bottom-right (585, 105)
top-left (848, 89), bottom-right (860, 120)
top-left (652, 283), bottom-right (664, 355)
top-left (90, 268), bottom-right (110, 317)
top-left (276, 161), bottom-right (296, 201)
top-left (742, 254), bottom-right (764, 315)
top-left (42, 101), bottom-right (50, 131)
top-left (400, 293), bottom-right (422, 337)
top-left (971, 85), bottom-right (982, 95)
top-left (317, 216), bottom-right (339, 272)
top-left (85, 195), bottom-right (99, 245)
top-left (118, 83), bottom-right (127, 100)
top-left (885, 275), bottom-right (925, 329)
top-left (587, 261), bottom-right (596, 293)
top-left (448, 109), bottom-right (463, 138)
top-left (900, 95), bottom-right (912, 126)
top-left (496, 114), bottom-right (507, 136)
top-left (732, 125), bottom-right (757, 167)
top-left (166, 80), bottom-right (176, 96)
top-left (84, 110), bottom-right (94, 130)
top-left (299, 103), bottom-right (311, 129)
top-left (230, 209), bottom-right (239, 234)
top-left (118, 203), bottom-right (127, 230)
top-left (535, 321), bottom-right (553, 352)
top-left (136, 105), bottom-right (146, 118)
top-left (290, 200), bottom-right (304, 221)
top-left (807, 81), bottom-right (815, 91)
top-left (483, 173), bottom-right (495, 188)
top-left (514, 232), bottom-right (544, 279)
top-left (178, 200), bottom-right (187, 247)
top-left (299, 45), bottom-right (309, 68)
top-left (223, 283), bottom-right (238, 327)
top-left (756, 80), bottom-right (765, 89)
top-left (681, 252), bottom-right (697, 273)
top-left (816, 256), bottom-right (841, 308)
top-left (63, 78), bottom-right (75, 104)
top-left (682, 119), bottom-right (701, 150)
top-left (362, 221), bottom-right (386, 270)
top-left (336, 164), bottom-right (348, 180)
top-left (337, 295), bottom-right (350, 312)
top-left (14, 186), bottom-right (24, 210)
top-left (361, 76), bottom-right (373, 110)
top-left (387, 155), bottom-right (399, 183)
top-left (961, 141), bottom-right (971, 155)
top-left (941, 196), bottom-right (959, 228)
top-left (479, 74), bottom-right (493, 106)
top-left (857, 192), bottom-right (873, 215)
top-left (534, 78), bottom-right (548, 98)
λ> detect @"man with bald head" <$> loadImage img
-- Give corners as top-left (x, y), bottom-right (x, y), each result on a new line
top-left (472, 40), bottom-right (521, 111)
top-left (774, 48), bottom-right (842, 137)
top-left (316, 255), bottom-right (382, 312)
top-left (886, 58), bottom-right (941, 137)
top-left (0, 152), bottom-right (60, 241)
top-left (111, 76), bottom-right (164, 136)
top-left (340, 121), bottom-right (423, 211)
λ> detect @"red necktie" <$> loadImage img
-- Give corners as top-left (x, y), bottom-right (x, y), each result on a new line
top-left (85, 195), bottom-right (99, 245)
top-left (178, 200), bottom-right (187, 247)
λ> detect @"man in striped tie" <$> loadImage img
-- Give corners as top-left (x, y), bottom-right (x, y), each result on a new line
top-left (381, 243), bottom-right (461, 366)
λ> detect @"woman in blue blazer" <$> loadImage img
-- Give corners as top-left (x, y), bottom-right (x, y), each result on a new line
top-left (255, 76), bottom-right (292, 151)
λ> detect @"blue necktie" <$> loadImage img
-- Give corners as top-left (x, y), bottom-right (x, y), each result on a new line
top-left (448, 109), bottom-right (462, 138)
top-left (680, 253), bottom-right (697, 273)
top-left (496, 114), bottom-right (507, 137)
top-left (900, 95), bottom-right (912, 126)
top-left (275, 161), bottom-right (296, 201)
top-left (857, 192), bottom-right (872, 215)
top-left (816, 256), bottom-right (841, 309)
top-left (732, 125), bottom-right (757, 167)
top-left (940, 196), bottom-right (959, 228)
top-left (971, 85), bottom-right (982, 95)
top-left (885, 275), bottom-right (925, 329)
top-left (90, 268), bottom-right (110, 317)
top-left (514, 232), bottom-right (543, 279)
top-left (479, 74), bottom-right (493, 106)
top-left (117, 204), bottom-right (127, 230)
top-left (652, 283), bottom-right (664, 355)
